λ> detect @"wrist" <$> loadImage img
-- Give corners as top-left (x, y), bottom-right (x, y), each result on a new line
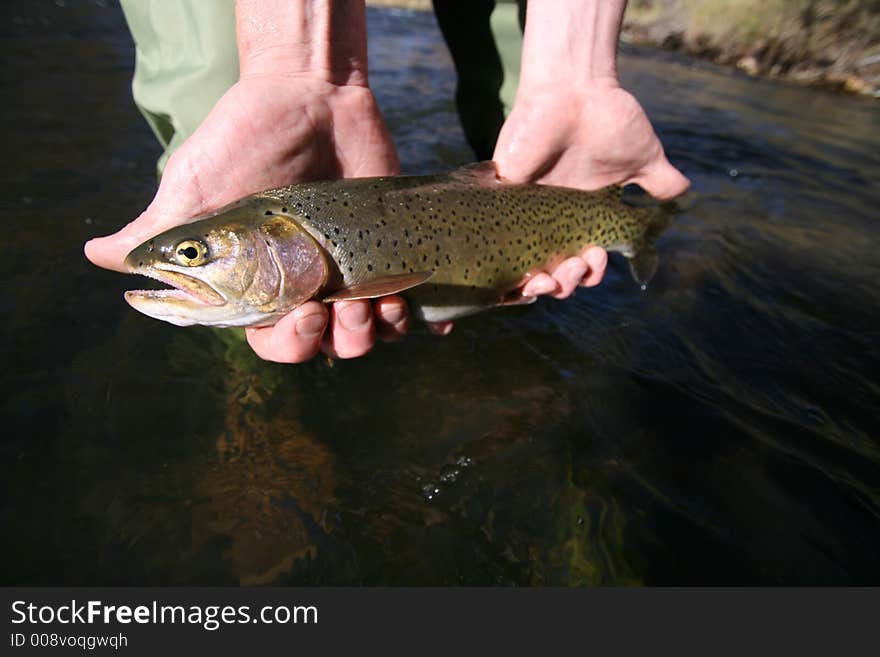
top-left (517, 0), bottom-right (624, 93)
top-left (235, 0), bottom-right (369, 86)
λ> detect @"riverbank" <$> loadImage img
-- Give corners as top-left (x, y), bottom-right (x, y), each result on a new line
top-left (366, 0), bottom-right (880, 97)
top-left (623, 0), bottom-right (880, 97)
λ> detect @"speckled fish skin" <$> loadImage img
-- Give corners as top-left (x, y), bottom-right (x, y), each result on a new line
top-left (125, 162), bottom-right (671, 326)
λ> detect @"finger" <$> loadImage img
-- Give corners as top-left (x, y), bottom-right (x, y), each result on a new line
top-left (84, 212), bottom-right (163, 273)
top-left (322, 300), bottom-right (376, 359)
top-left (245, 302), bottom-right (328, 363)
top-left (549, 257), bottom-right (589, 299)
top-left (629, 156), bottom-right (690, 201)
top-left (580, 247), bottom-right (608, 287)
top-left (521, 272), bottom-right (559, 297)
top-left (373, 295), bottom-right (409, 342)
top-left (427, 321), bottom-right (454, 336)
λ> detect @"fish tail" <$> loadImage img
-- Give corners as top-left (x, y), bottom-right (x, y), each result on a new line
top-left (624, 202), bottom-right (675, 289)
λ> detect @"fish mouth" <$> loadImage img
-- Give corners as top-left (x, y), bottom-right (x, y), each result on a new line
top-left (124, 267), bottom-right (227, 308)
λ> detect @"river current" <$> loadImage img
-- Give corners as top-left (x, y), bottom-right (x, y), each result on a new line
top-left (1, 2), bottom-right (878, 584)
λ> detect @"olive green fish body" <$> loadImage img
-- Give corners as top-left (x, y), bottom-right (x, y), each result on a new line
top-left (255, 163), bottom-right (665, 321)
top-left (124, 163), bottom-right (670, 327)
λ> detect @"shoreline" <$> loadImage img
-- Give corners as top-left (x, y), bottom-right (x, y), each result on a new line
top-left (622, 0), bottom-right (880, 98)
top-left (365, 0), bottom-right (880, 98)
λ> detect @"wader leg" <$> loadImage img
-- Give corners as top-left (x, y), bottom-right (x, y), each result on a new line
top-left (120, 0), bottom-right (238, 178)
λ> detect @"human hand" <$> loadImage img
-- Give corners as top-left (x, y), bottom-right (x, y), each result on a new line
top-left (85, 73), bottom-right (409, 361)
top-left (493, 77), bottom-right (689, 298)
top-left (489, 0), bottom-right (689, 300)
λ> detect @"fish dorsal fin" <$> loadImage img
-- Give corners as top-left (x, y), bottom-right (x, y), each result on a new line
top-left (322, 271), bottom-right (433, 302)
top-left (449, 161), bottom-right (502, 185)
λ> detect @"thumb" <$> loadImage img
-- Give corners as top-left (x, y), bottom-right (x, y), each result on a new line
top-left (84, 206), bottom-right (185, 273)
top-left (629, 156), bottom-right (690, 200)
top-left (85, 157), bottom-right (207, 272)
top-left (84, 214), bottom-right (154, 273)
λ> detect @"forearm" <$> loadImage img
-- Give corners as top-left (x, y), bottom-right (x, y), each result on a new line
top-left (518, 0), bottom-right (626, 90)
top-left (235, 0), bottom-right (369, 85)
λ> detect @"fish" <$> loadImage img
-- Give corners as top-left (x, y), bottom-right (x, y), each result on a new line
top-left (123, 161), bottom-right (673, 327)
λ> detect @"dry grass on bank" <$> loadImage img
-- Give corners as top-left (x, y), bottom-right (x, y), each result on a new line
top-left (625, 0), bottom-right (880, 94)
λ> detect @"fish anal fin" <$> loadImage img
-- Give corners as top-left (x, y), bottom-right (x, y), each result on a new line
top-left (628, 246), bottom-right (659, 290)
top-left (322, 271), bottom-right (433, 302)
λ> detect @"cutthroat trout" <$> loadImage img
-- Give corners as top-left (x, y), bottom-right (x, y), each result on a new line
top-left (124, 162), bottom-right (672, 327)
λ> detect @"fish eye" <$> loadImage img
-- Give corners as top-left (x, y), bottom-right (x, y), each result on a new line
top-left (173, 239), bottom-right (209, 266)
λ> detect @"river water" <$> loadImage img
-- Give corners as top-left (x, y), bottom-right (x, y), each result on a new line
top-left (1, 2), bottom-right (878, 585)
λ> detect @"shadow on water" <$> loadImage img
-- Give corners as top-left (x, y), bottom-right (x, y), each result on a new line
top-left (1, 2), bottom-right (878, 585)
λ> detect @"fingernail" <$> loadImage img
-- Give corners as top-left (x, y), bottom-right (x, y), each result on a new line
top-left (587, 248), bottom-right (608, 271)
top-left (524, 277), bottom-right (556, 296)
top-left (296, 313), bottom-right (326, 337)
top-left (377, 301), bottom-right (406, 325)
top-left (337, 302), bottom-right (371, 331)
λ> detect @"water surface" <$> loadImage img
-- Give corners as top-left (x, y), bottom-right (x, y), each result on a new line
top-left (1, 1), bottom-right (878, 585)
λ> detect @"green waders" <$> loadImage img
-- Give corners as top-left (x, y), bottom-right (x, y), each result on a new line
top-left (119, 0), bottom-right (238, 177)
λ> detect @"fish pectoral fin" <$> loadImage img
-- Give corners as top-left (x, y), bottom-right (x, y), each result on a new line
top-left (322, 271), bottom-right (434, 302)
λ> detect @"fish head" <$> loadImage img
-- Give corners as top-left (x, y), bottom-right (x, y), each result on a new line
top-left (124, 199), bottom-right (330, 327)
